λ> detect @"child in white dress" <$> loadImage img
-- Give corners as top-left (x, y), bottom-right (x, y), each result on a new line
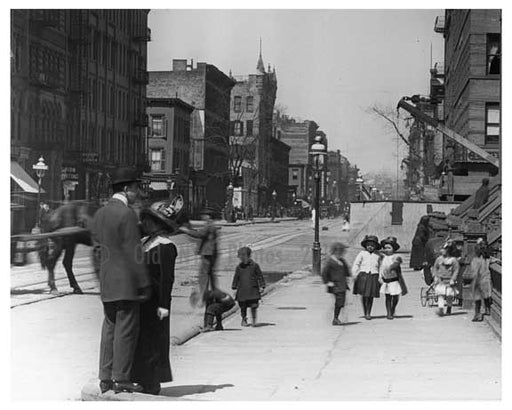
top-left (379, 237), bottom-right (407, 319)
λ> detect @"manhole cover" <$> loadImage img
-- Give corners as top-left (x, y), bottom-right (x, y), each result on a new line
top-left (276, 307), bottom-right (307, 310)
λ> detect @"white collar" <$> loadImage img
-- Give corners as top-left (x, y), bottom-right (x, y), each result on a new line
top-left (112, 193), bottom-right (128, 206)
top-left (142, 233), bottom-right (173, 252)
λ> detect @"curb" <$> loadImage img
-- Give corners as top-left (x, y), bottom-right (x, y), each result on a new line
top-left (170, 267), bottom-right (311, 346)
top-left (82, 267), bottom-right (313, 401)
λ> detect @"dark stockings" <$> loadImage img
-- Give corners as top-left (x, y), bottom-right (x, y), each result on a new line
top-left (250, 307), bottom-right (257, 324)
top-left (362, 297), bottom-right (374, 316)
top-left (334, 305), bottom-right (342, 319)
top-left (385, 294), bottom-right (392, 317)
top-left (484, 297), bottom-right (492, 314)
top-left (241, 305), bottom-right (247, 319)
top-left (391, 295), bottom-right (399, 316)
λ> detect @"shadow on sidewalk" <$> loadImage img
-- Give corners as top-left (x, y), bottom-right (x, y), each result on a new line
top-left (445, 311), bottom-right (468, 317)
top-left (340, 321), bottom-right (361, 326)
top-left (253, 322), bottom-right (276, 328)
top-left (160, 383), bottom-right (234, 397)
top-left (11, 288), bottom-right (47, 295)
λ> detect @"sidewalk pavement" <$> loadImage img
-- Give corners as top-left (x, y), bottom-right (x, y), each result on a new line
top-left (83, 262), bottom-right (501, 401)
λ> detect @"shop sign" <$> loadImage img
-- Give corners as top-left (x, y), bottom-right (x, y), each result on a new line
top-left (82, 152), bottom-right (99, 163)
top-left (61, 166), bottom-right (79, 181)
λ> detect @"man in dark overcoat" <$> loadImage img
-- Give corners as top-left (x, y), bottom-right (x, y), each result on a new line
top-left (91, 167), bottom-right (150, 394)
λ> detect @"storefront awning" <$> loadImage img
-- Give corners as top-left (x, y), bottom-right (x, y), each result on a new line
top-left (150, 181), bottom-right (168, 191)
top-left (11, 161), bottom-right (44, 194)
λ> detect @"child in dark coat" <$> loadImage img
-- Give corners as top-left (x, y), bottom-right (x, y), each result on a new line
top-left (322, 242), bottom-right (351, 325)
top-left (232, 247), bottom-right (265, 327)
top-left (202, 288), bottom-right (235, 332)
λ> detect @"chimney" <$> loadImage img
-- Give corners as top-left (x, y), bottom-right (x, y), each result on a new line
top-left (172, 59), bottom-right (187, 72)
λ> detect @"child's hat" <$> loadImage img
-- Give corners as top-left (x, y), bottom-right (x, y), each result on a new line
top-left (380, 236), bottom-right (400, 251)
top-left (361, 235), bottom-right (381, 250)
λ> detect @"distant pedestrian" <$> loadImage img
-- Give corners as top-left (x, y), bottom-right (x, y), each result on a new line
top-left (130, 200), bottom-right (180, 395)
top-left (432, 241), bottom-right (460, 317)
top-left (473, 178), bottom-right (490, 209)
top-left (180, 207), bottom-right (219, 306)
top-left (468, 239), bottom-right (493, 322)
top-left (352, 235), bottom-right (382, 320)
top-left (378, 237), bottom-right (408, 320)
top-left (202, 288), bottom-right (236, 332)
top-left (322, 242), bottom-right (351, 326)
top-left (232, 247), bottom-right (265, 327)
top-left (410, 215), bottom-right (430, 270)
top-left (91, 167), bottom-right (151, 394)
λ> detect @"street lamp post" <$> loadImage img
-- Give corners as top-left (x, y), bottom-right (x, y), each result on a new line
top-left (309, 136), bottom-right (327, 276)
top-left (226, 182), bottom-right (234, 222)
top-left (271, 189), bottom-right (277, 221)
top-left (32, 156), bottom-right (48, 231)
top-left (356, 176), bottom-right (364, 201)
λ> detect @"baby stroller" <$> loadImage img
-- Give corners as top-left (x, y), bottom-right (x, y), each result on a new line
top-left (420, 281), bottom-right (460, 308)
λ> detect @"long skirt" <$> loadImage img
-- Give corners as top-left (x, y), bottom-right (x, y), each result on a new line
top-left (131, 299), bottom-right (172, 387)
top-left (353, 272), bottom-right (380, 297)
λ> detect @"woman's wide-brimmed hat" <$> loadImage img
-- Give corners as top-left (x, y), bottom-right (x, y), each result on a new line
top-left (361, 235), bottom-right (381, 250)
top-left (140, 195), bottom-right (184, 232)
top-left (380, 236), bottom-right (400, 251)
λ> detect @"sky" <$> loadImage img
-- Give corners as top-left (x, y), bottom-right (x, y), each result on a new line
top-left (147, 9), bottom-right (445, 174)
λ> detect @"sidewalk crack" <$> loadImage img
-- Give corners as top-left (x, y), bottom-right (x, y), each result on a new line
top-left (314, 329), bottom-right (344, 381)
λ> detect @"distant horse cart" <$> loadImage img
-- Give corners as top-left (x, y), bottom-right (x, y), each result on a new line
top-left (11, 201), bottom-right (100, 294)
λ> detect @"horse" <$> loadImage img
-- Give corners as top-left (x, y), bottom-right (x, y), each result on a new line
top-left (38, 201), bottom-right (100, 294)
top-left (39, 196), bottom-right (191, 294)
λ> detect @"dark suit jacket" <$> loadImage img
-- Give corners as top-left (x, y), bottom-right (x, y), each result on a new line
top-left (91, 198), bottom-right (150, 302)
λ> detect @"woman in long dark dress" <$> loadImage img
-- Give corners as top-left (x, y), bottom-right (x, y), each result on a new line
top-left (131, 201), bottom-right (180, 395)
top-left (410, 215), bottom-right (430, 270)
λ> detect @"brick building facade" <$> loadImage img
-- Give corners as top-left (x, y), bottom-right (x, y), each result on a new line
top-left (145, 98), bottom-right (194, 211)
top-left (435, 9), bottom-right (500, 199)
top-left (147, 60), bottom-right (235, 216)
top-left (11, 9), bottom-right (150, 232)
top-left (276, 115), bottom-right (319, 201)
top-left (229, 50), bottom-right (278, 212)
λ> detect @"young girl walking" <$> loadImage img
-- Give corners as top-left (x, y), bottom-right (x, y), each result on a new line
top-left (322, 242), bottom-right (351, 325)
top-left (352, 235), bottom-right (382, 320)
top-left (232, 246), bottom-right (266, 327)
top-left (379, 237), bottom-right (408, 320)
top-left (433, 241), bottom-right (460, 317)
top-left (468, 239), bottom-right (493, 322)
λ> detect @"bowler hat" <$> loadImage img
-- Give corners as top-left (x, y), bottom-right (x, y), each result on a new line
top-left (361, 235), bottom-right (381, 250)
top-left (111, 167), bottom-right (141, 186)
top-left (380, 236), bottom-right (400, 251)
top-left (140, 196), bottom-right (185, 232)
